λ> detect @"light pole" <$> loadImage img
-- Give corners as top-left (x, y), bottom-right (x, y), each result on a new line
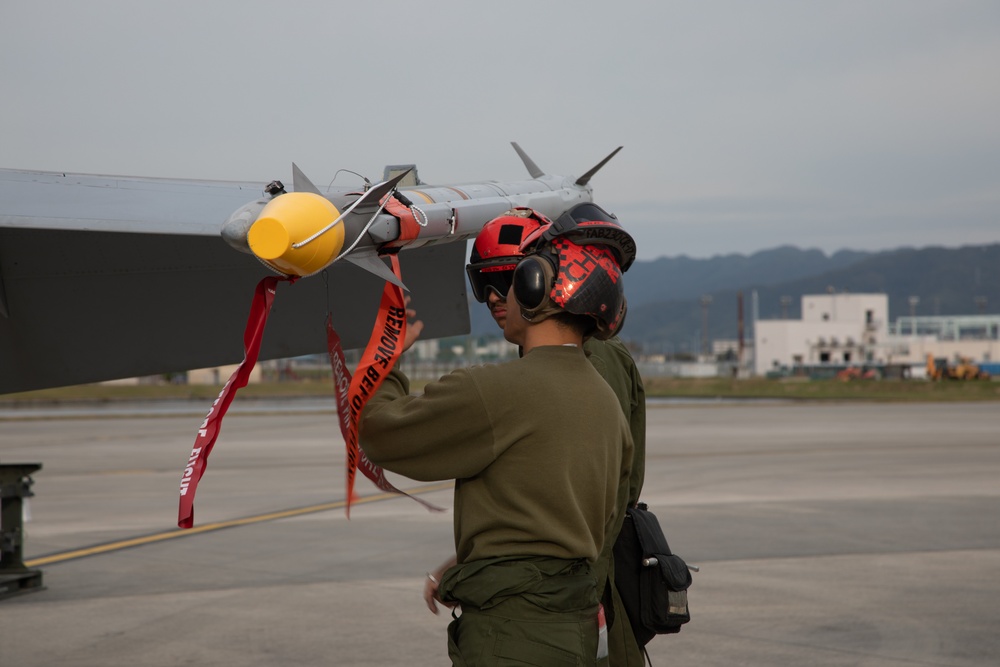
top-left (700, 295), bottom-right (713, 358)
top-left (908, 296), bottom-right (920, 336)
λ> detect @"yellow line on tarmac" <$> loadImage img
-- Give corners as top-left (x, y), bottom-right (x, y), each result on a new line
top-left (24, 481), bottom-right (454, 568)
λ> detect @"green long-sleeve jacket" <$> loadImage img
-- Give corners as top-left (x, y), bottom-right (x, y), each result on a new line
top-left (584, 336), bottom-right (648, 665)
top-left (360, 345), bottom-right (633, 566)
top-left (584, 336), bottom-right (646, 507)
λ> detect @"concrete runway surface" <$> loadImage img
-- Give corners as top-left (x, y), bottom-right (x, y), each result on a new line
top-left (1, 400), bottom-right (998, 666)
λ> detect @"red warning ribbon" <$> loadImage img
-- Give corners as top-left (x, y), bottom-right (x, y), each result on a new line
top-left (327, 254), bottom-right (442, 516)
top-left (177, 275), bottom-right (293, 529)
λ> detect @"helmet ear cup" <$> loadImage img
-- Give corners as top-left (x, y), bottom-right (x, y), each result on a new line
top-left (512, 254), bottom-right (555, 318)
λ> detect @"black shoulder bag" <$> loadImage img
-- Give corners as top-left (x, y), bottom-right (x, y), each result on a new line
top-left (613, 502), bottom-right (693, 646)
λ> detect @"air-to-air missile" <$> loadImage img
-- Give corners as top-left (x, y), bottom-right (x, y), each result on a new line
top-left (221, 142), bottom-right (622, 287)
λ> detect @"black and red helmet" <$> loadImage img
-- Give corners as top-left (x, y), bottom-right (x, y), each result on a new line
top-left (466, 208), bottom-right (549, 302)
top-left (519, 202), bottom-right (636, 272)
top-left (512, 202), bottom-right (635, 340)
top-left (512, 238), bottom-right (627, 340)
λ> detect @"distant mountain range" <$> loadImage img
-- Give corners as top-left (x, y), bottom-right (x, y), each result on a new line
top-left (466, 243), bottom-right (1000, 354)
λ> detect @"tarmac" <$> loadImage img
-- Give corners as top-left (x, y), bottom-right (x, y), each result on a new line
top-left (1, 399), bottom-right (998, 666)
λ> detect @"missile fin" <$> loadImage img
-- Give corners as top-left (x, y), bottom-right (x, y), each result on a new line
top-left (575, 146), bottom-right (623, 186)
top-left (292, 163), bottom-right (323, 195)
top-left (343, 251), bottom-right (408, 291)
top-left (351, 169), bottom-right (412, 212)
top-left (511, 142), bottom-right (545, 179)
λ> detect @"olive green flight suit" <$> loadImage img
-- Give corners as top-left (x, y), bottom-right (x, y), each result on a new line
top-left (440, 556), bottom-right (599, 666)
top-left (585, 337), bottom-right (647, 666)
top-left (361, 345), bottom-right (632, 665)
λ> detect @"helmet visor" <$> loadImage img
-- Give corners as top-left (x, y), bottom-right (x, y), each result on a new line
top-left (553, 202), bottom-right (620, 229)
top-left (466, 259), bottom-right (518, 302)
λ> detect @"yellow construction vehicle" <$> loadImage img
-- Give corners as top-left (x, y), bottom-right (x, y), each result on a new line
top-left (926, 354), bottom-right (991, 380)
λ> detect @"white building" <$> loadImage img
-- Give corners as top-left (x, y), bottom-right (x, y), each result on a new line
top-left (754, 292), bottom-right (1000, 376)
top-left (887, 316), bottom-right (1000, 376)
top-left (755, 293), bottom-right (888, 376)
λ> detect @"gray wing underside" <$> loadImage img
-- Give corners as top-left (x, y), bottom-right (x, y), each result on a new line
top-left (0, 169), bottom-right (470, 394)
top-left (0, 168), bottom-right (267, 235)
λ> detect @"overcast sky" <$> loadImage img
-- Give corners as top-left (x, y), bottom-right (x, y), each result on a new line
top-left (3, 1), bottom-right (998, 260)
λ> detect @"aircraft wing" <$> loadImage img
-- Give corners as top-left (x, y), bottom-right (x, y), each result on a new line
top-left (1, 145), bottom-right (623, 395)
top-left (0, 169), bottom-right (469, 394)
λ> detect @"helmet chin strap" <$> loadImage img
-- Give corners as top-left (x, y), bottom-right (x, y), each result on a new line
top-left (520, 301), bottom-right (563, 325)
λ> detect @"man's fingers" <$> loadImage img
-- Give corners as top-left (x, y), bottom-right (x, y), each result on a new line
top-left (423, 580), bottom-right (440, 614)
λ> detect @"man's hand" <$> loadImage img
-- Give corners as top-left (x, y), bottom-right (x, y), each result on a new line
top-left (403, 296), bottom-right (424, 352)
top-left (423, 555), bottom-right (458, 615)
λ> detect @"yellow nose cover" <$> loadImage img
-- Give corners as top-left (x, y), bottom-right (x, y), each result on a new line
top-left (247, 192), bottom-right (345, 276)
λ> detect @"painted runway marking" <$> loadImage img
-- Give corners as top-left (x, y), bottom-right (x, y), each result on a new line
top-left (25, 480), bottom-right (454, 567)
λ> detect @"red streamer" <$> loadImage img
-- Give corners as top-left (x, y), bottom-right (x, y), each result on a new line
top-left (177, 275), bottom-right (291, 528)
top-left (328, 255), bottom-right (442, 516)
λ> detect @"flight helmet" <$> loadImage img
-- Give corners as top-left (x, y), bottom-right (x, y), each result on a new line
top-left (466, 207), bottom-right (548, 303)
top-left (511, 202), bottom-right (636, 340)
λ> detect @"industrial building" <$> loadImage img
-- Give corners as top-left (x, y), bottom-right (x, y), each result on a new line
top-left (754, 293), bottom-right (1000, 377)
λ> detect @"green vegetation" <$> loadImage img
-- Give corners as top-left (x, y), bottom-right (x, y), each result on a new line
top-left (643, 377), bottom-right (1000, 402)
top-left (3, 377), bottom-right (998, 405)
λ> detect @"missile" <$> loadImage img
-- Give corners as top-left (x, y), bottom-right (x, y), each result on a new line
top-left (222, 163), bottom-right (411, 285)
top-left (221, 143), bottom-right (624, 287)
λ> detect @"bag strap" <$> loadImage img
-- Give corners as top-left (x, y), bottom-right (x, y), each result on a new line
top-left (628, 505), bottom-right (673, 557)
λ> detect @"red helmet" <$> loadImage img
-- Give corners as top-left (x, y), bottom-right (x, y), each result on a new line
top-left (466, 208), bottom-right (550, 303)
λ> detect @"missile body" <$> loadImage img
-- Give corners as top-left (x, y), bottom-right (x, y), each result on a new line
top-left (221, 145), bottom-right (618, 280)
